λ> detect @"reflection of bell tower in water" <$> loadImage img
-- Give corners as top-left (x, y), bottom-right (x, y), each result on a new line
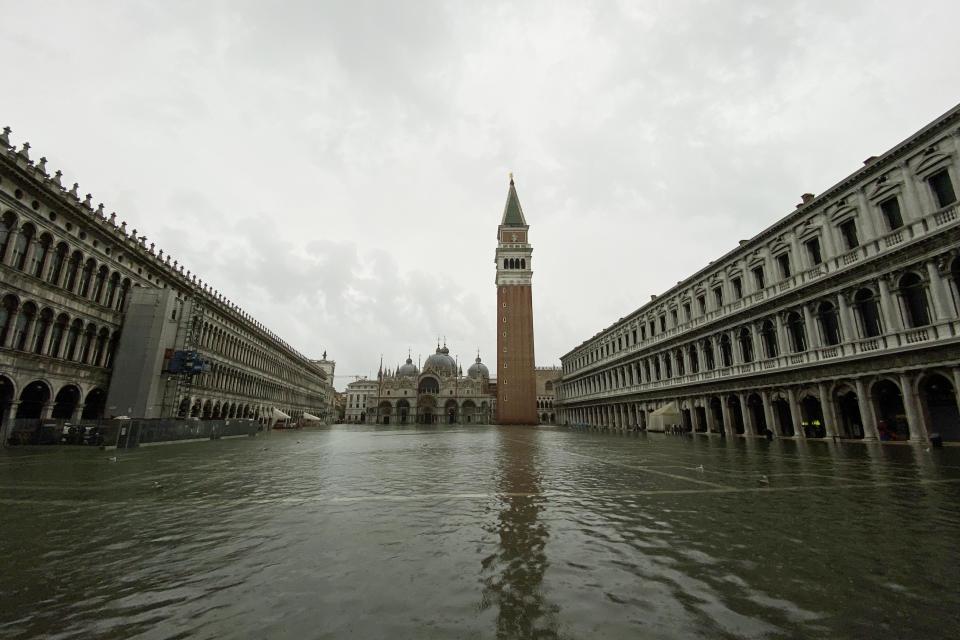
top-left (495, 174), bottom-right (537, 425)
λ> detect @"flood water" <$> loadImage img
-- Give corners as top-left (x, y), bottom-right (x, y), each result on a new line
top-left (1, 425), bottom-right (959, 639)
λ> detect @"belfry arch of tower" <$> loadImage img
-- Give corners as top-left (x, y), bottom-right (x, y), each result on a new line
top-left (494, 174), bottom-right (537, 425)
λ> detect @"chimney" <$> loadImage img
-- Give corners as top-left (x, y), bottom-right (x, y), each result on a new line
top-left (797, 193), bottom-right (815, 208)
top-left (863, 155), bottom-right (878, 165)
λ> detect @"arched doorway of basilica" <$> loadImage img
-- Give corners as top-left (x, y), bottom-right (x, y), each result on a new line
top-left (418, 395), bottom-right (436, 424)
top-left (378, 401), bottom-right (392, 425)
top-left (461, 400), bottom-right (476, 424)
top-left (397, 399), bottom-right (410, 425)
top-left (444, 399), bottom-right (458, 424)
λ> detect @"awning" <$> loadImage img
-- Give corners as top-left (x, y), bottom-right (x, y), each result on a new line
top-left (272, 408), bottom-right (291, 419)
top-left (302, 412), bottom-right (322, 421)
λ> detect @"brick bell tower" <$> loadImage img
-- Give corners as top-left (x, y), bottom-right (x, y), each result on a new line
top-left (495, 173), bottom-right (537, 425)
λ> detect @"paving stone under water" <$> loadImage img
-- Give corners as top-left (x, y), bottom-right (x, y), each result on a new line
top-left (1, 425), bottom-right (958, 639)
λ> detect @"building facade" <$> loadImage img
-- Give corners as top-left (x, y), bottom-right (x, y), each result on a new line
top-left (495, 175), bottom-right (537, 424)
top-left (345, 378), bottom-right (378, 423)
top-left (557, 104), bottom-right (960, 444)
top-left (311, 351), bottom-right (336, 423)
top-left (0, 127), bottom-right (330, 442)
top-left (536, 367), bottom-right (561, 424)
top-left (365, 345), bottom-right (494, 425)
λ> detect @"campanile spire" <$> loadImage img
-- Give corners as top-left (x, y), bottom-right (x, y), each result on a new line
top-left (494, 174), bottom-right (537, 424)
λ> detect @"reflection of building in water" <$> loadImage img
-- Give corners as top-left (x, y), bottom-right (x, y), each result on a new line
top-left (366, 343), bottom-right (495, 424)
top-left (481, 430), bottom-right (557, 638)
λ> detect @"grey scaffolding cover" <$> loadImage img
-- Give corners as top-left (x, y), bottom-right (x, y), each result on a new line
top-left (649, 402), bottom-right (681, 431)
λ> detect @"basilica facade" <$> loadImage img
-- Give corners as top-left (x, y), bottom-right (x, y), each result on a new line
top-left (366, 344), bottom-right (494, 425)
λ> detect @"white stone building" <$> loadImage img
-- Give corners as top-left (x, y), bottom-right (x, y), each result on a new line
top-left (345, 378), bottom-right (378, 423)
top-left (557, 102), bottom-right (960, 444)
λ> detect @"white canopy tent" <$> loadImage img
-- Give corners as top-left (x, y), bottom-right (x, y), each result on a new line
top-left (272, 408), bottom-right (291, 420)
top-left (648, 402), bottom-right (682, 432)
top-left (302, 412), bottom-right (322, 422)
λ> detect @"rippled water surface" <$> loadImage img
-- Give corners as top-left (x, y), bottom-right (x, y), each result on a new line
top-left (2, 425), bottom-right (959, 639)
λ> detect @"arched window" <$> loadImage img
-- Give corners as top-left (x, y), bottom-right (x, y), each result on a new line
top-left (65, 251), bottom-right (83, 291)
top-left (0, 212), bottom-right (16, 260)
top-left (521, 258), bottom-right (526, 269)
top-left (78, 259), bottom-right (96, 298)
top-left (0, 295), bottom-right (18, 345)
top-left (48, 314), bottom-right (68, 357)
top-left (503, 258), bottom-right (508, 269)
top-left (854, 288), bottom-right (882, 338)
top-left (33, 308), bottom-right (53, 354)
top-left (786, 312), bottom-right (807, 352)
top-left (664, 353), bottom-right (672, 378)
top-left (688, 344), bottom-right (699, 373)
top-left (105, 272), bottom-right (120, 308)
top-left (31, 234), bottom-right (52, 277)
top-left (817, 301), bottom-right (842, 345)
top-left (48, 243), bottom-right (68, 285)
top-left (64, 319), bottom-right (83, 361)
top-left (92, 266), bottom-right (108, 303)
top-left (719, 334), bottom-right (733, 367)
top-left (702, 339), bottom-right (715, 370)
top-left (13, 302), bottom-right (36, 350)
top-left (675, 349), bottom-right (685, 376)
top-left (899, 273), bottom-right (930, 328)
top-left (761, 320), bottom-right (778, 358)
top-left (738, 327), bottom-right (754, 362)
top-left (116, 279), bottom-right (131, 311)
top-left (11, 224), bottom-right (33, 271)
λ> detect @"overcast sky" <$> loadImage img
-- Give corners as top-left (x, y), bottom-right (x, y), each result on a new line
top-left (3, 1), bottom-right (960, 388)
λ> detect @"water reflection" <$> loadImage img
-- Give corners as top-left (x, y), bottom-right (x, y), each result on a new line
top-left (482, 428), bottom-right (558, 638)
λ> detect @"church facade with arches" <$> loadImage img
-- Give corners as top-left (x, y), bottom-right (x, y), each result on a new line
top-left (367, 344), bottom-right (495, 425)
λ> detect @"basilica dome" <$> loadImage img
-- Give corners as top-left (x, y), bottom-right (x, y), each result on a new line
top-left (467, 354), bottom-right (489, 379)
top-left (424, 344), bottom-right (457, 375)
top-left (397, 356), bottom-right (418, 377)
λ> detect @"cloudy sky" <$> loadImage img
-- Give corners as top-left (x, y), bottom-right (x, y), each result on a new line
top-left (3, 1), bottom-right (959, 388)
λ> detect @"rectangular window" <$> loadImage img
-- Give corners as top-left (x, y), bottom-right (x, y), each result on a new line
top-left (632, 329), bottom-right (637, 343)
top-left (670, 309), bottom-right (677, 326)
top-left (649, 320), bottom-right (655, 336)
top-left (682, 302), bottom-right (691, 320)
top-left (776, 253), bottom-right (791, 278)
top-left (640, 326), bottom-right (646, 340)
top-left (752, 266), bottom-right (765, 290)
top-left (929, 169), bottom-right (957, 208)
top-left (805, 237), bottom-right (822, 265)
top-left (713, 287), bottom-right (723, 308)
top-left (839, 219), bottom-right (859, 249)
top-left (697, 295), bottom-right (706, 315)
top-left (880, 196), bottom-right (903, 230)
top-left (731, 277), bottom-right (743, 300)
top-left (659, 315), bottom-right (666, 332)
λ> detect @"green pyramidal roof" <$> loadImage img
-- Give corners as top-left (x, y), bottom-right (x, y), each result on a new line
top-left (500, 176), bottom-right (527, 227)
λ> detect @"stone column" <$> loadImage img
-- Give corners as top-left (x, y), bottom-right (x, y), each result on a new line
top-left (855, 188), bottom-right (878, 242)
top-left (23, 314), bottom-right (38, 354)
top-left (899, 372), bottom-right (927, 443)
top-left (71, 404), bottom-right (85, 422)
top-left (1, 308), bottom-right (19, 348)
top-left (749, 322), bottom-right (761, 360)
top-left (761, 390), bottom-right (776, 436)
top-left (1, 401), bottom-right (20, 448)
top-left (802, 303), bottom-right (821, 350)
top-left (739, 392), bottom-right (755, 435)
top-left (877, 276), bottom-right (902, 333)
top-left (926, 260), bottom-right (953, 321)
top-left (682, 349), bottom-right (692, 377)
top-left (730, 331), bottom-right (741, 366)
top-left (1, 227), bottom-right (20, 266)
top-left (22, 239), bottom-right (38, 275)
top-left (704, 396), bottom-right (717, 432)
top-left (898, 162), bottom-right (923, 220)
top-left (820, 223), bottom-right (837, 263)
top-left (854, 378), bottom-right (879, 440)
top-left (775, 313), bottom-right (789, 356)
top-left (837, 292), bottom-right (855, 344)
top-left (720, 398), bottom-right (732, 435)
top-left (816, 382), bottom-right (838, 438)
top-left (41, 403), bottom-right (54, 420)
top-left (787, 387), bottom-right (804, 438)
